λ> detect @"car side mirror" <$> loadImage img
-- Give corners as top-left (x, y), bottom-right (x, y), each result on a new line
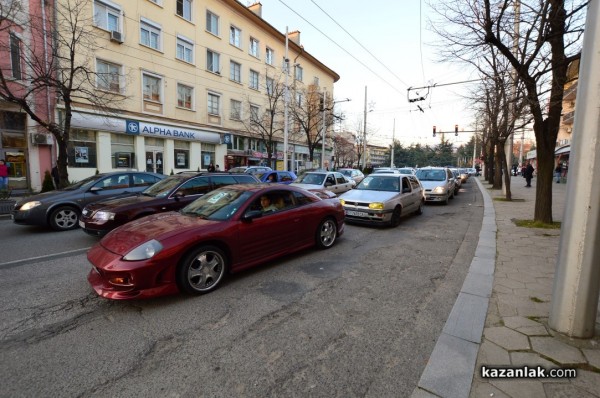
top-left (402, 187), bottom-right (411, 193)
top-left (89, 186), bottom-right (103, 193)
top-left (173, 191), bottom-right (184, 200)
top-left (325, 181), bottom-right (332, 187)
top-left (242, 209), bottom-right (263, 222)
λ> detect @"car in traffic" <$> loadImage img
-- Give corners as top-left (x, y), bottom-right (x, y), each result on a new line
top-left (79, 172), bottom-right (259, 236)
top-left (86, 184), bottom-right (345, 299)
top-left (11, 171), bottom-right (164, 231)
top-left (450, 168), bottom-right (462, 194)
top-left (291, 171), bottom-right (354, 195)
top-left (415, 167), bottom-right (456, 205)
top-left (259, 170), bottom-right (297, 184)
top-left (228, 166), bottom-right (272, 175)
top-left (338, 168), bottom-right (365, 185)
top-left (339, 174), bottom-right (424, 227)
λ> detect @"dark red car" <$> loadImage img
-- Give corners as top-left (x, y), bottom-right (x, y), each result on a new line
top-left (87, 184), bottom-right (345, 300)
top-left (79, 172), bottom-right (259, 236)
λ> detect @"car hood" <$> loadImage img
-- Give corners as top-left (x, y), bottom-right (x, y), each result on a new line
top-left (100, 212), bottom-right (218, 256)
top-left (339, 190), bottom-right (397, 202)
top-left (15, 189), bottom-right (83, 205)
top-left (85, 193), bottom-right (156, 211)
top-left (418, 180), bottom-right (447, 189)
top-left (290, 183), bottom-right (324, 190)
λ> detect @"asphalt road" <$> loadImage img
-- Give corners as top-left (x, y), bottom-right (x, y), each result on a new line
top-left (0, 180), bottom-right (484, 397)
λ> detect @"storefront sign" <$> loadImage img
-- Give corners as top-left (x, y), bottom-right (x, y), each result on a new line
top-left (126, 120), bottom-right (206, 141)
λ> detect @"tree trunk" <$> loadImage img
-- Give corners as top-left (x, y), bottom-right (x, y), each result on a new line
top-left (533, 123), bottom-right (556, 223)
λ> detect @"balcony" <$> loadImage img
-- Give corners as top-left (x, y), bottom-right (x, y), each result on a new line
top-left (564, 81), bottom-right (577, 101)
top-left (562, 110), bottom-right (575, 125)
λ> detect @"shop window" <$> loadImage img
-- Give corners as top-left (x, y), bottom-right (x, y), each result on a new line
top-left (174, 141), bottom-right (190, 169)
top-left (202, 143), bottom-right (215, 169)
top-left (0, 111), bottom-right (26, 130)
top-left (68, 130), bottom-right (97, 168)
top-left (111, 134), bottom-right (135, 168)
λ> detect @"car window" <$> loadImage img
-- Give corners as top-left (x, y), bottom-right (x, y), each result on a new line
top-left (133, 173), bottom-right (159, 187)
top-left (234, 175), bottom-right (258, 183)
top-left (297, 173), bottom-right (324, 185)
top-left (280, 172), bottom-right (293, 182)
top-left (409, 177), bottom-right (421, 190)
top-left (334, 173), bottom-right (346, 185)
top-left (402, 177), bottom-right (411, 192)
top-left (95, 174), bottom-right (130, 190)
top-left (416, 169), bottom-right (445, 181)
top-left (211, 175), bottom-right (238, 189)
top-left (177, 177), bottom-right (210, 196)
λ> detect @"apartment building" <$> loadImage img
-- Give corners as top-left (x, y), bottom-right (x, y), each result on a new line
top-left (1, 0), bottom-right (340, 191)
top-left (67, 0), bottom-right (339, 182)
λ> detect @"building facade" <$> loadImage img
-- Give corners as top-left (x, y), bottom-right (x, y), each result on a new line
top-left (3, 0), bottom-right (339, 191)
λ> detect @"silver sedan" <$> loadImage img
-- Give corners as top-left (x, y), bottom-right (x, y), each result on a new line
top-left (339, 174), bottom-right (425, 227)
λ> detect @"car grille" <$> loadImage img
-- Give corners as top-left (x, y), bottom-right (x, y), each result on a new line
top-left (343, 200), bottom-right (371, 207)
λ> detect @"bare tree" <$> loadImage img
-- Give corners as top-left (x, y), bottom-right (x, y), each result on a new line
top-left (242, 71), bottom-right (286, 168)
top-left (332, 133), bottom-right (356, 168)
top-left (431, 0), bottom-right (586, 222)
top-left (0, 0), bottom-right (127, 188)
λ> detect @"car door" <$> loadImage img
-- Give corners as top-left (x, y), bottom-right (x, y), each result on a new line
top-left (236, 190), bottom-right (298, 265)
top-left (334, 172), bottom-right (352, 193)
top-left (83, 173), bottom-right (132, 206)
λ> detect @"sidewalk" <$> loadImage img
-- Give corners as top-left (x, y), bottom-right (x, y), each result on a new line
top-left (413, 176), bottom-right (600, 398)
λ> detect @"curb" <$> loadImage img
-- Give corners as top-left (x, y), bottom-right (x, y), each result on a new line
top-left (412, 177), bottom-right (496, 398)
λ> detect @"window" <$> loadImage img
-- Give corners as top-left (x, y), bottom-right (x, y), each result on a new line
top-left (94, 0), bottom-right (121, 32)
top-left (207, 93), bottom-right (220, 115)
top-left (249, 69), bottom-right (259, 90)
top-left (174, 141), bottom-right (190, 169)
top-left (249, 37), bottom-right (259, 57)
top-left (250, 104), bottom-right (260, 123)
top-left (265, 47), bottom-right (274, 65)
top-left (230, 26), bottom-right (241, 47)
top-left (230, 61), bottom-right (241, 83)
top-left (176, 0), bottom-right (192, 21)
top-left (226, 134), bottom-right (244, 150)
top-left (96, 59), bottom-right (122, 93)
top-left (295, 92), bottom-right (303, 107)
top-left (230, 99), bottom-right (241, 120)
top-left (68, 130), bottom-right (97, 168)
top-left (111, 134), bottom-right (135, 168)
top-left (313, 76), bottom-right (320, 86)
top-left (206, 11), bottom-right (219, 35)
top-left (9, 34), bottom-right (21, 80)
top-left (176, 36), bottom-right (194, 63)
top-left (177, 83), bottom-right (193, 109)
top-left (206, 50), bottom-right (220, 73)
top-left (140, 19), bottom-right (161, 50)
top-left (201, 143), bottom-right (216, 168)
top-left (295, 65), bottom-right (303, 81)
top-left (178, 177), bottom-right (210, 195)
top-left (266, 77), bottom-right (274, 95)
top-left (143, 73), bottom-right (162, 102)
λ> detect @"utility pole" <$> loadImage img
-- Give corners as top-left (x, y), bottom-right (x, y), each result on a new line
top-left (283, 27), bottom-right (289, 171)
top-left (549, 0), bottom-right (600, 338)
top-left (390, 119), bottom-right (395, 168)
top-left (362, 86), bottom-right (367, 169)
top-left (321, 90), bottom-right (327, 169)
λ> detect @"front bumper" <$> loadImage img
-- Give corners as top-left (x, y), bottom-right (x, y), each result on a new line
top-left (342, 207), bottom-right (392, 224)
top-left (11, 206), bottom-right (48, 226)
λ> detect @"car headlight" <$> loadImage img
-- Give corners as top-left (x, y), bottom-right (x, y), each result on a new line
top-left (93, 211), bottom-right (115, 221)
top-left (433, 186), bottom-right (447, 194)
top-left (123, 239), bottom-right (163, 261)
top-left (369, 202), bottom-right (384, 210)
top-left (339, 199), bottom-right (346, 205)
top-left (20, 201), bottom-right (42, 211)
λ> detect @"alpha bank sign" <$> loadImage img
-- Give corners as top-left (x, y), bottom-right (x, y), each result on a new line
top-left (126, 120), bottom-right (220, 143)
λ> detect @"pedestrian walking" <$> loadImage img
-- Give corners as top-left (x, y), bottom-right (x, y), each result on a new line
top-left (207, 163), bottom-right (215, 172)
top-left (554, 163), bottom-right (563, 183)
top-left (524, 162), bottom-right (535, 187)
top-left (0, 159), bottom-right (8, 190)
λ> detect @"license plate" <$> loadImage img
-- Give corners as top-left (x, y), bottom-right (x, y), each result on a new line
top-left (78, 220), bottom-right (85, 228)
top-left (345, 210), bottom-right (368, 217)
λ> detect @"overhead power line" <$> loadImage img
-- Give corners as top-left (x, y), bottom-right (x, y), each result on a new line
top-left (277, 0), bottom-right (406, 96)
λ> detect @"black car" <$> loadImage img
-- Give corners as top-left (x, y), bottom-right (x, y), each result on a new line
top-left (79, 172), bottom-right (260, 236)
top-left (11, 171), bottom-right (164, 231)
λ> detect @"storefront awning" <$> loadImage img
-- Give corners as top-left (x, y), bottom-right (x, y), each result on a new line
top-left (555, 145), bottom-right (570, 155)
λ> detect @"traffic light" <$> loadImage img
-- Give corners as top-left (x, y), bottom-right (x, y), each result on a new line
top-left (455, 124), bottom-right (459, 136)
top-left (433, 125), bottom-right (436, 137)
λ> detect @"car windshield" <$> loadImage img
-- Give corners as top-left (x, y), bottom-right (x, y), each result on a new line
top-left (296, 173), bottom-right (325, 185)
top-left (228, 167), bottom-right (246, 173)
top-left (180, 188), bottom-right (252, 220)
top-left (398, 168), bottom-right (414, 174)
top-left (339, 170), bottom-right (352, 177)
top-left (142, 176), bottom-right (186, 197)
top-left (63, 175), bottom-right (104, 190)
top-left (356, 176), bottom-right (399, 192)
top-left (416, 169), bottom-right (446, 181)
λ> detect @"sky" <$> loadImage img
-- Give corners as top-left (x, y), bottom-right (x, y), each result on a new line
top-left (253, 0), bottom-right (480, 148)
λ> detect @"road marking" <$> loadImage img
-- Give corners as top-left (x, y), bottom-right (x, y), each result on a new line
top-left (0, 248), bottom-right (91, 269)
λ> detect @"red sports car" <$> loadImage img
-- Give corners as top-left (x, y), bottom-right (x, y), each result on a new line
top-left (87, 184), bottom-right (345, 300)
